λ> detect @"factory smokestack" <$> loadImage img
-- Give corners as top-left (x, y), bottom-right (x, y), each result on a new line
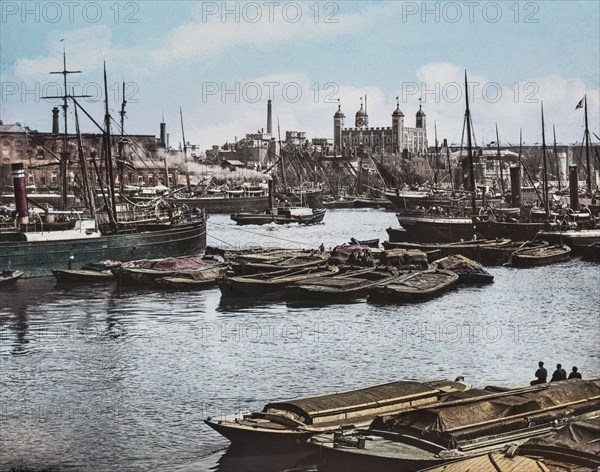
top-left (52, 107), bottom-right (60, 135)
top-left (160, 121), bottom-right (167, 149)
top-left (267, 99), bottom-right (272, 135)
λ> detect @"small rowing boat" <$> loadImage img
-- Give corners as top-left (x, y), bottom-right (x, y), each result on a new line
top-left (509, 244), bottom-right (571, 267)
top-left (0, 269), bottom-right (24, 287)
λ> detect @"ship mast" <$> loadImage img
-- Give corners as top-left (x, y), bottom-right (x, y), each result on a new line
top-left (553, 125), bottom-right (561, 191)
top-left (433, 122), bottom-right (439, 186)
top-left (495, 124), bottom-right (505, 197)
top-left (540, 102), bottom-right (550, 217)
top-left (118, 81), bottom-right (127, 193)
top-left (277, 118), bottom-right (288, 194)
top-left (72, 89), bottom-right (96, 218)
top-left (43, 47), bottom-right (87, 209)
top-left (103, 62), bottom-right (118, 231)
top-left (180, 107), bottom-right (192, 193)
top-left (464, 71), bottom-right (476, 215)
top-left (583, 95), bottom-right (591, 196)
top-left (445, 139), bottom-right (454, 191)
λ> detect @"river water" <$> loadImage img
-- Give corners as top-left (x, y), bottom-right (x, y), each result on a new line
top-left (1, 209), bottom-right (598, 471)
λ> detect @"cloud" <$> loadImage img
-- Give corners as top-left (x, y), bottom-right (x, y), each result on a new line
top-left (13, 25), bottom-right (150, 81)
top-left (14, 26), bottom-right (112, 78)
top-left (150, 2), bottom-right (392, 64)
top-left (411, 62), bottom-right (600, 146)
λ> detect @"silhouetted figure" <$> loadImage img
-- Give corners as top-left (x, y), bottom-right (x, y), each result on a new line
top-left (568, 366), bottom-right (582, 380)
top-left (551, 364), bottom-right (567, 382)
top-left (530, 361), bottom-right (547, 385)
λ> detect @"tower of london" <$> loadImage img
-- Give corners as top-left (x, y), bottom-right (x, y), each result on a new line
top-left (333, 97), bottom-right (428, 156)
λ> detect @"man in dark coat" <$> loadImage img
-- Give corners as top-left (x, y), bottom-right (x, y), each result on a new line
top-left (530, 361), bottom-right (547, 385)
top-left (568, 366), bottom-right (582, 379)
top-left (551, 364), bottom-right (567, 382)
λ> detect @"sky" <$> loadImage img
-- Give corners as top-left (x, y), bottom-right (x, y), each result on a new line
top-left (1, 0), bottom-right (599, 151)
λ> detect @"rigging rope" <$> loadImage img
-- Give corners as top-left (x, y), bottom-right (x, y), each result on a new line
top-left (207, 233), bottom-right (234, 246)
top-left (209, 221), bottom-right (314, 247)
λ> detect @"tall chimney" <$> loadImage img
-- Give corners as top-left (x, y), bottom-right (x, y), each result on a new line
top-left (52, 107), bottom-right (60, 135)
top-left (509, 166), bottom-right (521, 208)
top-left (267, 99), bottom-right (272, 135)
top-left (11, 163), bottom-right (29, 224)
top-left (569, 165), bottom-right (579, 211)
top-left (160, 122), bottom-right (167, 149)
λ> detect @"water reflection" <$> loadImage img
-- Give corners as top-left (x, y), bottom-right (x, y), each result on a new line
top-left (177, 445), bottom-right (319, 472)
top-left (1, 212), bottom-right (599, 471)
top-left (8, 305), bottom-right (30, 356)
top-left (215, 445), bottom-right (318, 472)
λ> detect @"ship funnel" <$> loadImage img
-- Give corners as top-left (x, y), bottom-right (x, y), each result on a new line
top-left (268, 176), bottom-right (276, 211)
top-left (11, 163), bottom-right (29, 224)
top-left (509, 166), bottom-right (521, 208)
top-left (569, 165), bottom-right (579, 211)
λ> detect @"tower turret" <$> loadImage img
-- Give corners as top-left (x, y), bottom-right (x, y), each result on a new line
top-left (392, 96), bottom-right (405, 154)
top-left (355, 96), bottom-right (368, 129)
top-left (333, 100), bottom-right (345, 152)
top-left (416, 99), bottom-right (426, 129)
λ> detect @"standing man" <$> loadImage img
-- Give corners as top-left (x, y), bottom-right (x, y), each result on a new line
top-left (531, 361), bottom-right (548, 385)
top-left (551, 364), bottom-right (567, 382)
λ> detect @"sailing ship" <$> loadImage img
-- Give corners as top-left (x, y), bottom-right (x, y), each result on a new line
top-left (393, 72), bottom-right (482, 243)
top-left (0, 58), bottom-right (206, 277)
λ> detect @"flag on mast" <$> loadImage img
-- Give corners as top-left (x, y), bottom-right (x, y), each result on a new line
top-left (575, 97), bottom-right (585, 109)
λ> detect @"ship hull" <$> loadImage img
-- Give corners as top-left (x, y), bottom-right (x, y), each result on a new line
top-left (396, 215), bottom-right (479, 243)
top-left (474, 220), bottom-right (545, 241)
top-left (0, 221), bottom-right (206, 278)
top-left (176, 195), bottom-right (269, 213)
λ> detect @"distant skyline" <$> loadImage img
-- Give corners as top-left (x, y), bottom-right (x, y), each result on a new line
top-left (1, 1), bottom-right (599, 150)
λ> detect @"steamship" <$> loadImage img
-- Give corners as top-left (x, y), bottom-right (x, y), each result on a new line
top-left (0, 58), bottom-right (208, 277)
top-left (0, 164), bottom-right (206, 278)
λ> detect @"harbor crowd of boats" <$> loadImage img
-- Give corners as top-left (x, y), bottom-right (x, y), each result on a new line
top-left (1, 63), bottom-right (599, 471)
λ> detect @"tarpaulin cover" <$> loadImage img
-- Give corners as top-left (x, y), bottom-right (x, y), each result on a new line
top-left (433, 254), bottom-right (487, 273)
top-left (264, 381), bottom-right (449, 425)
top-left (524, 416), bottom-right (600, 455)
top-left (328, 245), bottom-right (371, 266)
top-left (384, 249), bottom-right (429, 269)
top-left (381, 380), bottom-right (600, 445)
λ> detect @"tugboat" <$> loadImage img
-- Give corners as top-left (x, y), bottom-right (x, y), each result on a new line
top-left (230, 179), bottom-right (326, 225)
